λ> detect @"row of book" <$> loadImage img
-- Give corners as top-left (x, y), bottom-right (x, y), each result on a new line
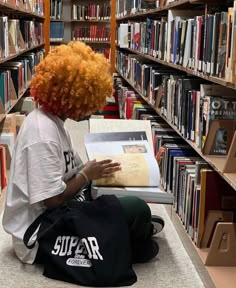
top-left (73, 26), bottom-right (110, 42)
top-left (0, 50), bottom-right (44, 111)
top-left (116, 0), bottom-right (194, 18)
top-left (93, 48), bottom-right (111, 60)
top-left (50, 22), bottom-right (64, 41)
top-left (0, 17), bottom-right (44, 59)
top-left (116, 0), bottom-right (155, 18)
top-left (72, 3), bottom-right (111, 21)
top-left (50, 0), bottom-right (63, 20)
top-left (50, 45), bottom-right (111, 60)
top-left (115, 51), bottom-right (236, 155)
top-left (1, 0), bottom-right (44, 16)
top-left (113, 74), bottom-right (236, 248)
top-left (117, 4), bottom-right (236, 82)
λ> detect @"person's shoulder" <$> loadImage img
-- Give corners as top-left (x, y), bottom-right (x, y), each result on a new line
top-left (19, 108), bottom-right (62, 146)
top-left (25, 108), bottom-right (60, 130)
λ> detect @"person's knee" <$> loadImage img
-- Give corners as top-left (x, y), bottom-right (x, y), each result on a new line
top-left (126, 196), bottom-right (151, 221)
top-left (132, 197), bottom-right (151, 221)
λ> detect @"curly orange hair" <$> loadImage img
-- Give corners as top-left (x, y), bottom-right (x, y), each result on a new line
top-left (30, 41), bottom-right (113, 120)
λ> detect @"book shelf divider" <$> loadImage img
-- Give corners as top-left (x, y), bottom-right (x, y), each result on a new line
top-left (19, 30), bottom-right (26, 51)
top-left (205, 222), bottom-right (236, 266)
top-left (223, 131), bottom-right (236, 173)
top-left (8, 33), bottom-right (17, 56)
top-left (9, 77), bottom-right (17, 103)
top-left (201, 210), bottom-right (234, 249)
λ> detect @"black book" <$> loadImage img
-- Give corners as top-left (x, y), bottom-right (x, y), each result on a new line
top-left (212, 13), bottom-right (221, 75)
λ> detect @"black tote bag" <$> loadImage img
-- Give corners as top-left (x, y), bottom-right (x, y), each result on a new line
top-left (24, 195), bottom-right (137, 287)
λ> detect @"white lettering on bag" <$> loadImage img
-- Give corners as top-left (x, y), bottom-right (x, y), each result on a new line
top-left (87, 237), bottom-right (103, 260)
top-left (51, 236), bottom-right (61, 255)
top-left (66, 258), bottom-right (92, 267)
top-left (59, 236), bottom-right (70, 256)
top-left (51, 236), bottom-right (104, 267)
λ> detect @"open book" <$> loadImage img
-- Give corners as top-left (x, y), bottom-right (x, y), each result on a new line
top-left (85, 139), bottom-right (160, 187)
top-left (85, 119), bottom-right (173, 204)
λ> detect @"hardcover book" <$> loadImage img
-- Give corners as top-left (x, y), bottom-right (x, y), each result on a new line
top-left (87, 119), bottom-right (173, 204)
top-left (85, 139), bottom-right (160, 187)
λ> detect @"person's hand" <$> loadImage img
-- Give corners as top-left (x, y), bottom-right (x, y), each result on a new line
top-left (82, 159), bottom-right (121, 180)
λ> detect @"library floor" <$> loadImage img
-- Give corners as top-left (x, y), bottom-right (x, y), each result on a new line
top-left (0, 120), bottom-right (216, 288)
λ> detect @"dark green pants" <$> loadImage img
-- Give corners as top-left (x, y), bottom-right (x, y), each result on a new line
top-left (118, 196), bottom-right (154, 263)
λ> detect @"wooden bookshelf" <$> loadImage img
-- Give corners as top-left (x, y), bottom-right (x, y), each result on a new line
top-left (116, 69), bottom-right (236, 191)
top-left (0, 43), bottom-right (45, 65)
top-left (0, 0), bottom-right (45, 19)
top-left (110, 0), bottom-right (116, 72)
top-left (49, 0), bottom-right (116, 70)
top-left (0, 0), bottom-right (48, 124)
top-left (115, 0), bottom-right (228, 21)
top-left (44, 0), bottom-right (50, 53)
top-left (173, 212), bottom-right (236, 288)
top-left (0, 81), bottom-right (32, 124)
top-left (115, 0), bottom-right (236, 279)
top-left (116, 0), bottom-right (203, 21)
top-left (117, 46), bottom-right (236, 90)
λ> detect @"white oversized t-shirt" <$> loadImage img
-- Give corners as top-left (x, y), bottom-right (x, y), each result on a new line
top-left (2, 108), bottom-right (83, 264)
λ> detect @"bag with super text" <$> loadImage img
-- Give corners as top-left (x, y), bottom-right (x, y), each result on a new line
top-left (23, 195), bottom-right (137, 287)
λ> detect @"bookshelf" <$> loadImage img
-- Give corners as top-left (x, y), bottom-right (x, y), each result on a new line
top-left (0, 0), bottom-right (45, 19)
top-left (117, 46), bottom-right (236, 90)
top-left (0, 0), bottom-right (48, 119)
top-left (115, 0), bottom-right (236, 287)
top-left (49, 0), bottom-right (116, 70)
top-left (0, 0), bottom-right (48, 199)
top-left (116, 70), bottom-right (236, 191)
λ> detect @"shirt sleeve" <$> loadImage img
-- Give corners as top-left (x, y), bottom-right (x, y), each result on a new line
top-left (19, 141), bottom-right (66, 204)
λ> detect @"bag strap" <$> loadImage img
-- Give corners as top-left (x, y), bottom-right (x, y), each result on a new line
top-left (23, 206), bottom-right (68, 249)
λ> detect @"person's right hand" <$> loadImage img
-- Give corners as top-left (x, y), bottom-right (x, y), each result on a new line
top-left (82, 159), bottom-right (121, 180)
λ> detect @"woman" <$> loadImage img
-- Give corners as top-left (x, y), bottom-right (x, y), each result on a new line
top-left (2, 41), bottom-right (164, 285)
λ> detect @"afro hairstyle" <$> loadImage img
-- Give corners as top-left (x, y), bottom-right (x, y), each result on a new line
top-left (30, 41), bottom-right (113, 120)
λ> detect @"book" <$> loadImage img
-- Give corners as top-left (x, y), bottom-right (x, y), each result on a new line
top-left (87, 119), bottom-right (173, 204)
top-left (118, 23), bottom-right (129, 48)
top-left (91, 186), bottom-right (173, 204)
top-left (85, 139), bottom-right (160, 187)
top-left (89, 118), bottom-right (154, 153)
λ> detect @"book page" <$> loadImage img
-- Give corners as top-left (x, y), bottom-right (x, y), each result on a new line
top-left (85, 140), bottom-right (152, 159)
top-left (94, 154), bottom-right (149, 187)
top-left (85, 140), bottom-right (160, 187)
top-left (89, 119), bottom-right (154, 153)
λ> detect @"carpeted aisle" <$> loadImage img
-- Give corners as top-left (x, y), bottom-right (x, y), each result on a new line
top-left (0, 119), bottom-right (206, 288)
